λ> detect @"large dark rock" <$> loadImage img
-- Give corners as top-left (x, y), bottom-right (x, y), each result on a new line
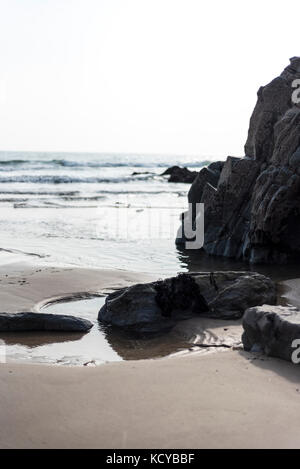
top-left (242, 304), bottom-right (300, 363)
top-left (176, 57), bottom-right (300, 263)
top-left (0, 312), bottom-right (93, 332)
top-left (161, 166), bottom-right (198, 183)
top-left (98, 271), bottom-right (276, 332)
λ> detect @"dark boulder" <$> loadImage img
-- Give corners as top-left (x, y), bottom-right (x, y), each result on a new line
top-left (0, 312), bottom-right (93, 332)
top-left (242, 304), bottom-right (300, 363)
top-left (161, 166), bottom-right (198, 183)
top-left (98, 271), bottom-right (276, 332)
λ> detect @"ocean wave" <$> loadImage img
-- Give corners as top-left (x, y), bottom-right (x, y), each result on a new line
top-left (0, 159), bottom-right (27, 165)
top-left (13, 202), bottom-right (91, 209)
top-left (12, 201), bottom-right (186, 209)
top-left (0, 190), bottom-right (80, 195)
top-left (0, 174), bottom-right (156, 184)
top-left (0, 195), bottom-right (107, 204)
top-left (0, 247), bottom-right (47, 258)
top-left (0, 158), bottom-right (210, 169)
top-left (95, 190), bottom-right (186, 195)
top-left (0, 189), bottom-right (184, 198)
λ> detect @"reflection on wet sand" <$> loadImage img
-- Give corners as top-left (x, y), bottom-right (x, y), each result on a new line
top-left (101, 324), bottom-right (191, 360)
top-left (102, 316), bottom-right (242, 361)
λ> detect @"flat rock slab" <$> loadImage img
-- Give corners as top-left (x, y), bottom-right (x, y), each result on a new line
top-left (98, 271), bottom-right (276, 332)
top-left (242, 304), bottom-right (300, 362)
top-left (0, 312), bottom-right (93, 332)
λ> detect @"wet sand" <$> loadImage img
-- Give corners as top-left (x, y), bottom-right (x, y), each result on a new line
top-left (0, 253), bottom-right (154, 313)
top-left (0, 252), bottom-right (300, 448)
top-left (1, 350), bottom-right (300, 448)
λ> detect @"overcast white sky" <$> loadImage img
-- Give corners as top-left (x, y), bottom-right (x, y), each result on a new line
top-left (0, 0), bottom-right (298, 156)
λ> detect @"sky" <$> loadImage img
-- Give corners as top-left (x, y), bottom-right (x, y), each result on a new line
top-left (0, 0), bottom-right (299, 157)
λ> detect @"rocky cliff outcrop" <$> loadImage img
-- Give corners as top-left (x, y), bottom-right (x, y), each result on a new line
top-left (177, 57), bottom-right (300, 264)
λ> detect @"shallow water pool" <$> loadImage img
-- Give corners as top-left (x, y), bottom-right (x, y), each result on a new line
top-left (0, 295), bottom-right (197, 365)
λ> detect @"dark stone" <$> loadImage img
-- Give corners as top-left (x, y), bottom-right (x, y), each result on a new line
top-left (98, 271), bottom-right (276, 332)
top-left (0, 312), bottom-right (93, 332)
top-left (161, 166), bottom-right (198, 183)
top-left (242, 304), bottom-right (300, 363)
top-left (131, 171), bottom-right (152, 176)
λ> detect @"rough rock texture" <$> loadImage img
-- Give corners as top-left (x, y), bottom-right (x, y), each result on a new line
top-left (98, 271), bottom-right (276, 332)
top-left (177, 57), bottom-right (300, 263)
top-left (194, 271), bottom-right (276, 319)
top-left (161, 166), bottom-right (198, 183)
top-left (0, 312), bottom-right (93, 332)
top-left (242, 304), bottom-right (300, 362)
top-left (188, 161), bottom-right (225, 206)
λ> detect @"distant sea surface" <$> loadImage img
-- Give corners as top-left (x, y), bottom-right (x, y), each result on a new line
top-left (0, 151), bottom-right (215, 274)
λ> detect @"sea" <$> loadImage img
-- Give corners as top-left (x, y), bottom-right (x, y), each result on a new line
top-left (0, 151), bottom-right (216, 275)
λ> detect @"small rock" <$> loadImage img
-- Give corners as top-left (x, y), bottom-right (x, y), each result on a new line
top-left (161, 166), bottom-right (198, 183)
top-left (0, 312), bottom-right (93, 332)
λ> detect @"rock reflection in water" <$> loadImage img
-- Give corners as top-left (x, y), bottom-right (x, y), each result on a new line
top-left (101, 324), bottom-right (191, 360)
top-left (0, 289), bottom-right (245, 365)
top-left (101, 315), bottom-right (243, 360)
top-left (0, 331), bottom-right (85, 348)
top-left (177, 246), bottom-right (300, 283)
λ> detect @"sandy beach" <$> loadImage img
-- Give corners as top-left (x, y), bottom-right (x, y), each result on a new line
top-left (1, 350), bottom-right (300, 449)
top-left (0, 253), bottom-right (300, 449)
